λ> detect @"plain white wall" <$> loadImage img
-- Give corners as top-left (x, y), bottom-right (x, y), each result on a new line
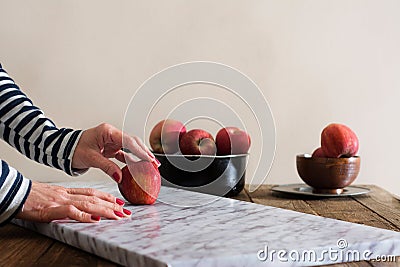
top-left (1, 1), bottom-right (399, 195)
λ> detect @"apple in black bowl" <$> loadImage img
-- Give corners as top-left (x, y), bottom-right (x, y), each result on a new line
top-left (149, 122), bottom-right (250, 197)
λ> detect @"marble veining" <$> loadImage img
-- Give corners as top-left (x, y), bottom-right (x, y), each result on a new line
top-left (13, 180), bottom-right (400, 266)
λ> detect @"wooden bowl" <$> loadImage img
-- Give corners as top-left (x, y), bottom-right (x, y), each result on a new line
top-left (296, 154), bottom-right (360, 194)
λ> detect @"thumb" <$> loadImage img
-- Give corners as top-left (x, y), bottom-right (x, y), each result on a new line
top-left (89, 152), bottom-right (123, 183)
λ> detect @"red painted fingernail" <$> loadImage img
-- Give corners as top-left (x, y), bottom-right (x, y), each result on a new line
top-left (112, 172), bottom-right (120, 183)
top-left (116, 198), bottom-right (125, 206)
top-left (114, 211), bottom-right (124, 218)
top-left (91, 215), bottom-right (101, 221)
top-left (123, 208), bottom-right (132, 215)
top-left (152, 158), bottom-right (161, 169)
top-left (155, 158), bottom-right (161, 166)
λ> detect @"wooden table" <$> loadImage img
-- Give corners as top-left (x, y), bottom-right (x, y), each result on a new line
top-left (1, 185), bottom-right (399, 266)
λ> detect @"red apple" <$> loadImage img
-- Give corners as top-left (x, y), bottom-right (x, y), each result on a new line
top-left (149, 119), bottom-right (186, 154)
top-left (321, 123), bottom-right (359, 158)
top-left (179, 129), bottom-right (216, 155)
top-left (215, 127), bottom-right (251, 155)
top-left (118, 161), bottom-right (161, 205)
top-left (312, 147), bottom-right (325, 158)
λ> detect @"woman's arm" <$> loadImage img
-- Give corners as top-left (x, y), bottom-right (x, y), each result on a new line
top-left (0, 64), bottom-right (82, 175)
top-left (0, 63), bottom-right (155, 224)
top-left (0, 160), bottom-right (31, 225)
top-left (0, 64), bottom-right (85, 225)
top-left (0, 64), bottom-right (156, 180)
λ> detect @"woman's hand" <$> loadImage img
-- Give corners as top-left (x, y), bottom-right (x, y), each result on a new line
top-left (72, 123), bottom-right (156, 183)
top-left (16, 181), bottom-right (131, 223)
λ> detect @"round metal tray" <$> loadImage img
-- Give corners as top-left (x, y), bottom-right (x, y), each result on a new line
top-left (272, 183), bottom-right (370, 197)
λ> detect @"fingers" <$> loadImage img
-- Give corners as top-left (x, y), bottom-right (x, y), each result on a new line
top-left (65, 189), bottom-right (128, 218)
top-left (73, 123), bottom-right (157, 182)
top-left (70, 199), bottom-right (130, 220)
top-left (99, 123), bottom-right (153, 161)
top-left (21, 205), bottom-right (98, 223)
top-left (114, 150), bottom-right (137, 165)
top-left (122, 133), bottom-right (155, 162)
top-left (132, 136), bottom-right (155, 160)
top-left (66, 187), bottom-right (116, 203)
top-left (50, 205), bottom-right (96, 222)
top-left (87, 151), bottom-right (123, 183)
top-left (115, 150), bottom-right (126, 163)
top-left (16, 181), bottom-right (132, 224)
top-left (22, 195), bottom-right (131, 223)
top-left (20, 204), bottom-right (130, 223)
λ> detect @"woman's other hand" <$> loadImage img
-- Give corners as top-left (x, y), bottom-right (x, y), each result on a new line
top-left (16, 181), bottom-right (131, 223)
top-left (72, 123), bottom-right (156, 183)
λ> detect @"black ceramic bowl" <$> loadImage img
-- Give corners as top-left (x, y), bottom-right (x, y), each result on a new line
top-left (154, 153), bottom-right (248, 197)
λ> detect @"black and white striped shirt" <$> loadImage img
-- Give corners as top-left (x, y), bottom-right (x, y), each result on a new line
top-left (0, 63), bottom-right (83, 225)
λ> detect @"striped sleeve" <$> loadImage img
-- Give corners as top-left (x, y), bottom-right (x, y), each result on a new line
top-left (0, 160), bottom-right (31, 226)
top-left (0, 63), bottom-right (83, 176)
top-left (0, 63), bottom-right (85, 225)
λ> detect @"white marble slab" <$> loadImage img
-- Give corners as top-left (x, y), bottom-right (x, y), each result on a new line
top-left (13, 181), bottom-right (400, 266)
